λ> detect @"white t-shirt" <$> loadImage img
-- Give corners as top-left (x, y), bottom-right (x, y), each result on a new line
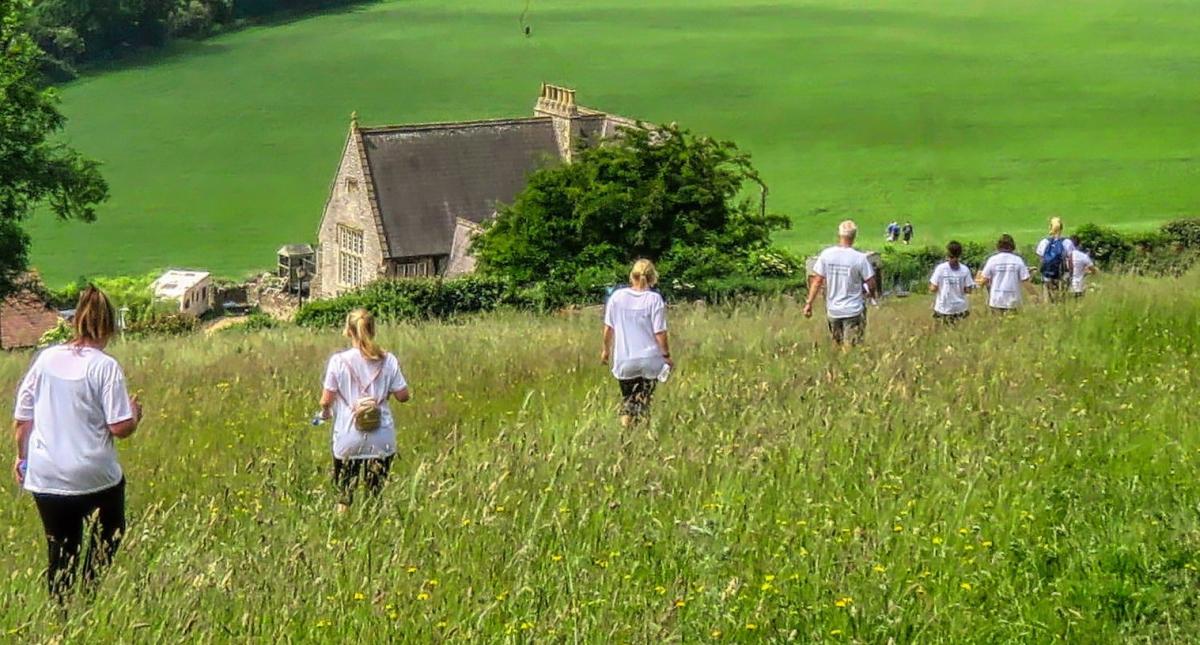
top-left (14, 345), bottom-right (133, 495)
top-left (1070, 250), bottom-right (1094, 293)
top-left (604, 288), bottom-right (667, 380)
top-left (322, 349), bottom-right (407, 460)
top-left (1035, 237), bottom-right (1076, 258)
top-left (929, 261), bottom-right (973, 315)
top-left (812, 246), bottom-right (875, 319)
top-left (980, 252), bottom-right (1031, 310)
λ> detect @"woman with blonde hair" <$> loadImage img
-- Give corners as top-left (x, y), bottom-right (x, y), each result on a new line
top-left (318, 309), bottom-right (410, 512)
top-left (12, 285), bottom-right (143, 603)
top-left (1035, 216), bottom-right (1075, 302)
top-left (601, 259), bottom-right (673, 427)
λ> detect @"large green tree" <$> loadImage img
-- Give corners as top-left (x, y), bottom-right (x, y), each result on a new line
top-left (1, 0), bottom-right (107, 297)
top-left (472, 124), bottom-right (789, 299)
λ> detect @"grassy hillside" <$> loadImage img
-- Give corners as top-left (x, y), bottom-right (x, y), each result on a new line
top-left (2, 274), bottom-right (1199, 640)
top-left (25, 0), bottom-right (1200, 284)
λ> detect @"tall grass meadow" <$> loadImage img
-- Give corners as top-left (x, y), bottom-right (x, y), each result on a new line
top-left (1, 272), bottom-right (1198, 641)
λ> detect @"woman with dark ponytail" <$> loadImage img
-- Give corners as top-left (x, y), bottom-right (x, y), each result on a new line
top-left (318, 309), bottom-right (410, 513)
top-left (12, 285), bottom-right (143, 603)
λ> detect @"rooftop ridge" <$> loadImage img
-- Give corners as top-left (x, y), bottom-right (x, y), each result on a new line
top-left (358, 116), bottom-right (555, 134)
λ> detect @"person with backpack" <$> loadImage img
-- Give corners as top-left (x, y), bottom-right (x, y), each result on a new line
top-left (1035, 217), bottom-right (1075, 302)
top-left (929, 240), bottom-right (974, 323)
top-left (978, 234), bottom-right (1036, 313)
top-left (12, 285), bottom-right (143, 604)
top-left (902, 221), bottom-right (914, 245)
top-left (601, 259), bottom-right (672, 428)
top-left (1068, 235), bottom-right (1099, 298)
top-left (804, 220), bottom-right (878, 346)
top-left (318, 308), bottom-right (410, 513)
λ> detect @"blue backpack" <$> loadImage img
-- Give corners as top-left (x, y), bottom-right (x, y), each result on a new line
top-left (1041, 238), bottom-right (1066, 280)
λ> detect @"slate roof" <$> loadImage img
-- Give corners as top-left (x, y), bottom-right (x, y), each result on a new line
top-left (358, 118), bottom-right (563, 260)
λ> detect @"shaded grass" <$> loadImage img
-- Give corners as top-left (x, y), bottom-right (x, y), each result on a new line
top-left (25, 0), bottom-right (1200, 284)
top-left (1, 272), bottom-right (1199, 641)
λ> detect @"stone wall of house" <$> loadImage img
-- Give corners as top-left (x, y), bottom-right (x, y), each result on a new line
top-left (445, 218), bottom-right (484, 278)
top-left (315, 129), bottom-right (390, 299)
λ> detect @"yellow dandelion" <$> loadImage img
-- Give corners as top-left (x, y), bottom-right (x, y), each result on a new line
top-left (675, 599), bottom-right (686, 608)
top-left (764, 574), bottom-right (776, 582)
top-left (873, 564), bottom-right (886, 573)
top-left (981, 540), bottom-right (993, 548)
top-left (416, 592), bottom-right (430, 601)
top-left (436, 621), bottom-right (448, 628)
top-left (406, 566), bottom-right (417, 574)
top-left (834, 596), bottom-right (853, 608)
top-left (520, 621), bottom-right (534, 630)
top-left (760, 582), bottom-right (774, 592)
top-left (931, 536), bottom-right (943, 545)
top-left (551, 554), bottom-right (563, 562)
top-left (958, 528), bottom-right (969, 536)
top-left (745, 623), bottom-right (758, 631)
top-left (655, 585), bottom-right (667, 595)
top-left (960, 582), bottom-right (973, 591)
top-left (353, 592), bottom-right (366, 601)
top-left (893, 525), bottom-right (904, 533)
top-left (711, 628), bottom-right (723, 638)
top-left (426, 579), bottom-right (439, 587)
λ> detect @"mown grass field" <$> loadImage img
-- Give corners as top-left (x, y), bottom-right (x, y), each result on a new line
top-left (26, 0), bottom-right (1200, 285)
top-left (2, 272), bottom-right (1199, 641)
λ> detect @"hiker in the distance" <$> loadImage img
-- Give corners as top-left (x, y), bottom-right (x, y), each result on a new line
top-left (601, 259), bottom-right (672, 428)
top-left (978, 233), bottom-right (1036, 313)
top-left (318, 308), bottom-right (410, 513)
top-left (902, 221), bottom-right (914, 245)
top-left (804, 220), bottom-right (878, 346)
top-left (886, 221), bottom-right (899, 243)
top-left (12, 285), bottom-right (143, 604)
top-left (929, 240), bottom-right (974, 323)
top-left (1068, 235), bottom-right (1098, 298)
top-left (1035, 217), bottom-right (1075, 302)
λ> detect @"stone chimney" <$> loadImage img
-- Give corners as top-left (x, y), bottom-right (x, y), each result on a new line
top-left (534, 83), bottom-right (581, 161)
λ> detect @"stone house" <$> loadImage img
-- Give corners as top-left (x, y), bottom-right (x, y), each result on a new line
top-left (313, 84), bottom-right (636, 299)
top-left (0, 275), bottom-right (60, 350)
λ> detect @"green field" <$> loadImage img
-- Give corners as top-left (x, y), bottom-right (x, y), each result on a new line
top-left (27, 0), bottom-right (1200, 285)
top-left (2, 274), bottom-right (1200, 640)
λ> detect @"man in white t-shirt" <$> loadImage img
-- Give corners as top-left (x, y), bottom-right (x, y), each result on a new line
top-left (1068, 236), bottom-right (1098, 297)
top-left (978, 234), bottom-right (1035, 312)
top-left (929, 240), bottom-right (974, 323)
top-left (804, 220), bottom-right (878, 346)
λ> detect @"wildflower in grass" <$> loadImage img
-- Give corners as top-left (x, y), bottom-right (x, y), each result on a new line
top-left (745, 623), bottom-right (758, 631)
top-left (496, 590), bottom-right (509, 601)
top-left (960, 582), bottom-right (973, 591)
top-left (353, 592), bottom-right (365, 601)
top-left (675, 599), bottom-right (686, 608)
top-left (655, 585), bottom-right (667, 595)
top-left (831, 629), bottom-right (843, 636)
top-left (426, 579), bottom-right (439, 587)
top-left (873, 564), bottom-right (886, 573)
top-left (436, 621), bottom-right (448, 628)
top-left (316, 619), bottom-right (331, 628)
top-left (461, 518), bottom-right (472, 526)
top-left (981, 540), bottom-right (993, 549)
top-left (551, 554), bottom-right (563, 562)
top-left (893, 525), bottom-right (904, 533)
top-left (711, 629), bottom-right (722, 638)
top-left (958, 528), bottom-right (969, 536)
top-left (931, 536), bottom-right (943, 545)
top-left (834, 596), bottom-right (853, 608)
top-left (760, 581), bottom-right (774, 592)
top-left (417, 592), bottom-right (430, 601)
top-left (406, 566), bottom-right (418, 574)
top-left (521, 621), bottom-right (535, 630)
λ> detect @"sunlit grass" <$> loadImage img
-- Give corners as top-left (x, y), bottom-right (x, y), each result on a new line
top-left (2, 272), bottom-right (1198, 641)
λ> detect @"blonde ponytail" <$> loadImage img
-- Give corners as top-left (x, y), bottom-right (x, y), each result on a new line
top-left (629, 259), bottom-right (659, 289)
top-left (74, 285), bottom-right (116, 343)
top-left (344, 308), bottom-right (384, 361)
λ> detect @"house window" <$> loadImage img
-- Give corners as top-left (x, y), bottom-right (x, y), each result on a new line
top-left (394, 259), bottom-right (432, 278)
top-left (338, 224), bottom-right (365, 287)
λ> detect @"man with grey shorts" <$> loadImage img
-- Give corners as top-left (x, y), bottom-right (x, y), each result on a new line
top-left (804, 220), bottom-right (878, 346)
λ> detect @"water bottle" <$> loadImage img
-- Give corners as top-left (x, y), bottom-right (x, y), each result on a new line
top-left (657, 362), bottom-right (672, 383)
top-left (311, 411), bottom-right (327, 426)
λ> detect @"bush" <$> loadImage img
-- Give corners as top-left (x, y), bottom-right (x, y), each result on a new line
top-left (219, 311), bottom-right (278, 333)
top-left (37, 319), bottom-right (73, 348)
top-left (1160, 218), bottom-right (1200, 249)
top-left (295, 275), bottom-right (520, 328)
top-left (127, 312), bottom-right (200, 337)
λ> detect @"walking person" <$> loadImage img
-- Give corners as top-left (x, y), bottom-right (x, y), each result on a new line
top-left (318, 309), bottom-right (410, 513)
top-left (902, 221), bottom-right (914, 245)
top-left (1068, 236), bottom-right (1098, 298)
top-left (804, 220), bottom-right (878, 346)
top-left (978, 234), bottom-right (1036, 313)
top-left (1035, 217), bottom-right (1075, 303)
top-left (601, 259), bottom-right (672, 428)
top-left (886, 221), bottom-right (899, 243)
top-left (929, 240), bottom-right (974, 323)
top-left (12, 285), bottom-right (143, 604)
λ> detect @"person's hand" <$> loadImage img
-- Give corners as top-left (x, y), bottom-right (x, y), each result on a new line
top-left (13, 457), bottom-right (25, 486)
top-left (130, 395), bottom-right (143, 424)
top-left (802, 302), bottom-right (814, 318)
top-left (664, 355), bottom-right (675, 370)
top-left (600, 348), bottom-right (610, 365)
top-left (321, 406), bottom-right (332, 421)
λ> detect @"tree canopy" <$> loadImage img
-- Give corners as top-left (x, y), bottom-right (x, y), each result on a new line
top-left (1, 0), bottom-right (107, 296)
top-left (471, 124), bottom-right (793, 302)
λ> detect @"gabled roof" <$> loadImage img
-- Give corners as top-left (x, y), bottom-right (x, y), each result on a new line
top-left (356, 117), bottom-right (562, 260)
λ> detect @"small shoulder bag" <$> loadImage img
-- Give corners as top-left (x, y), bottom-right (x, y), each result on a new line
top-left (339, 355), bottom-right (389, 432)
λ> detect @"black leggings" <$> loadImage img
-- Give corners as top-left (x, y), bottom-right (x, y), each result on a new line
top-left (32, 478), bottom-right (126, 602)
top-left (618, 377), bottom-right (657, 421)
top-left (333, 456), bottom-right (393, 505)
